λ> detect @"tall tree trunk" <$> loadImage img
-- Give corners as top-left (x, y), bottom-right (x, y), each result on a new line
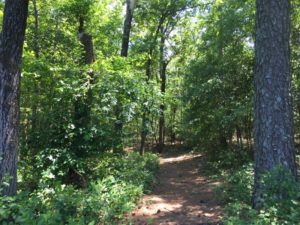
top-left (139, 51), bottom-right (151, 155)
top-left (253, 0), bottom-right (297, 208)
top-left (139, 113), bottom-right (147, 155)
top-left (113, 0), bottom-right (136, 153)
top-left (30, 0), bottom-right (39, 156)
top-left (113, 101), bottom-right (124, 153)
top-left (139, 16), bottom-right (165, 155)
top-left (236, 125), bottom-right (243, 150)
top-left (72, 17), bottom-right (95, 157)
top-left (78, 17), bottom-right (95, 65)
top-left (170, 107), bottom-right (177, 144)
top-left (33, 0), bottom-right (40, 59)
top-left (158, 30), bottom-right (167, 153)
top-left (0, 0), bottom-right (29, 196)
top-left (121, 0), bottom-right (136, 57)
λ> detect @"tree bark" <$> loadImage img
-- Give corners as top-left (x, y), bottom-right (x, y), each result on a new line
top-left (113, 101), bottom-right (124, 153)
top-left (253, 0), bottom-right (297, 208)
top-left (72, 17), bottom-right (95, 157)
top-left (158, 30), bottom-right (167, 153)
top-left (30, 0), bottom-right (39, 156)
top-left (0, 0), bottom-right (29, 196)
top-left (113, 0), bottom-right (136, 153)
top-left (121, 0), bottom-right (136, 57)
top-left (139, 15), bottom-right (165, 155)
top-left (170, 107), bottom-right (177, 143)
top-left (33, 0), bottom-right (40, 59)
top-left (139, 58), bottom-right (151, 155)
top-left (78, 17), bottom-right (95, 65)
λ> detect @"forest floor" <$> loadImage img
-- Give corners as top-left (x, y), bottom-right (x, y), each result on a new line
top-left (127, 147), bottom-right (223, 225)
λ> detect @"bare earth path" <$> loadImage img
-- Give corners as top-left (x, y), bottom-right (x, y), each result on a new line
top-left (129, 149), bottom-right (223, 225)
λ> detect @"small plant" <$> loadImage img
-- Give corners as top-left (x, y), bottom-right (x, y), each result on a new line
top-left (221, 165), bottom-right (300, 225)
top-left (0, 152), bottom-right (159, 225)
top-left (214, 164), bottom-right (253, 205)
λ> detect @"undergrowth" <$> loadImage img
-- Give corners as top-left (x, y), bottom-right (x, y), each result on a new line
top-left (211, 153), bottom-right (300, 225)
top-left (0, 152), bottom-right (159, 225)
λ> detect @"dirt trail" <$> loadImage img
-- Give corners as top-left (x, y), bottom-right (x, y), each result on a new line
top-left (129, 149), bottom-right (223, 225)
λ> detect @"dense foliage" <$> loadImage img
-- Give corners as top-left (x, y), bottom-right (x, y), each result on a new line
top-left (180, 0), bottom-right (300, 224)
top-left (0, 0), bottom-right (299, 224)
top-left (214, 165), bottom-right (300, 225)
top-left (1, 152), bottom-right (159, 224)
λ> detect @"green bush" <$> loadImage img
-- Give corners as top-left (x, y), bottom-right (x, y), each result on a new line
top-left (0, 152), bottom-right (159, 225)
top-left (219, 165), bottom-right (300, 225)
top-left (93, 152), bottom-right (159, 191)
top-left (214, 164), bottom-right (253, 205)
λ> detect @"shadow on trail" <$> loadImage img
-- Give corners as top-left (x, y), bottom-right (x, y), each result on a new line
top-left (130, 147), bottom-right (223, 225)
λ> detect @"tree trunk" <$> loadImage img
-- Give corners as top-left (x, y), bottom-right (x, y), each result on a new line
top-left (139, 112), bottom-right (147, 155)
top-left (236, 125), bottom-right (243, 149)
top-left (139, 56), bottom-right (152, 155)
top-left (113, 0), bottom-right (136, 153)
top-left (139, 50), bottom-right (152, 155)
top-left (33, 0), bottom-right (40, 59)
top-left (0, 0), bottom-right (29, 196)
top-left (78, 17), bottom-right (95, 65)
top-left (158, 30), bottom-right (167, 153)
top-left (139, 16), bottom-right (165, 154)
top-left (113, 101), bottom-right (124, 153)
top-left (30, 0), bottom-right (40, 156)
top-left (72, 17), bottom-right (95, 157)
top-left (253, 0), bottom-right (297, 208)
top-left (245, 115), bottom-right (252, 153)
top-left (121, 0), bottom-right (136, 57)
top-left (170, 107), bottom-right (177, 144)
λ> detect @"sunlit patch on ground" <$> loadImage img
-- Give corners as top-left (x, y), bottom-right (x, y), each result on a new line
top-left (133, 196), bottom-right (183, 216)
top-left (159, 154), bottom-right (202, 165)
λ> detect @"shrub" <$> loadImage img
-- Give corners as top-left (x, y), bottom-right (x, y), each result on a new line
top-left (214, 164), bottom-right (253, 204)
top-left (0, 152), bottom-right (159, 225)
top-left (220, 165), bottom-right (300, 225)
top-left (93, 152), bottom-right (159, 191)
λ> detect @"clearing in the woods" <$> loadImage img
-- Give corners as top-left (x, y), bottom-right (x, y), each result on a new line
top-left (128, 149), bottom-right (223, 225)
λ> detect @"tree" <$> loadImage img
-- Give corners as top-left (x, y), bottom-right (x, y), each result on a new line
top-left (253, 0), bottom-right (297, 208)
top-left (182, 0), bottom-right (254, 155)
top-left (113, 0), bottom-right (137, 153)
top-left (72, 11), bottom-right (95, 158)
top-left (139, 14), bottom-right (165, 155)
top-left (0, 0), bottom-right (29, 196)
top-left (157, 22), bottom-right (176, 153)
top-left (137, 0), bottom-right (196, 154)
top-left (158, 28), bottom-right (167, 153)
top-left (121, 0), bottom-right (137, 57)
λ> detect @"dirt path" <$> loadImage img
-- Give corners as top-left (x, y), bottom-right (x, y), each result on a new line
top-left (128, 149), bottom-right (223, 225)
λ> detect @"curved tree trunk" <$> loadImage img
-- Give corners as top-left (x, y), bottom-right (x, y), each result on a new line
top-left (253, 0), bottom-right (297, 208)
top-left (0, 0), bottom-right (29, 196)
